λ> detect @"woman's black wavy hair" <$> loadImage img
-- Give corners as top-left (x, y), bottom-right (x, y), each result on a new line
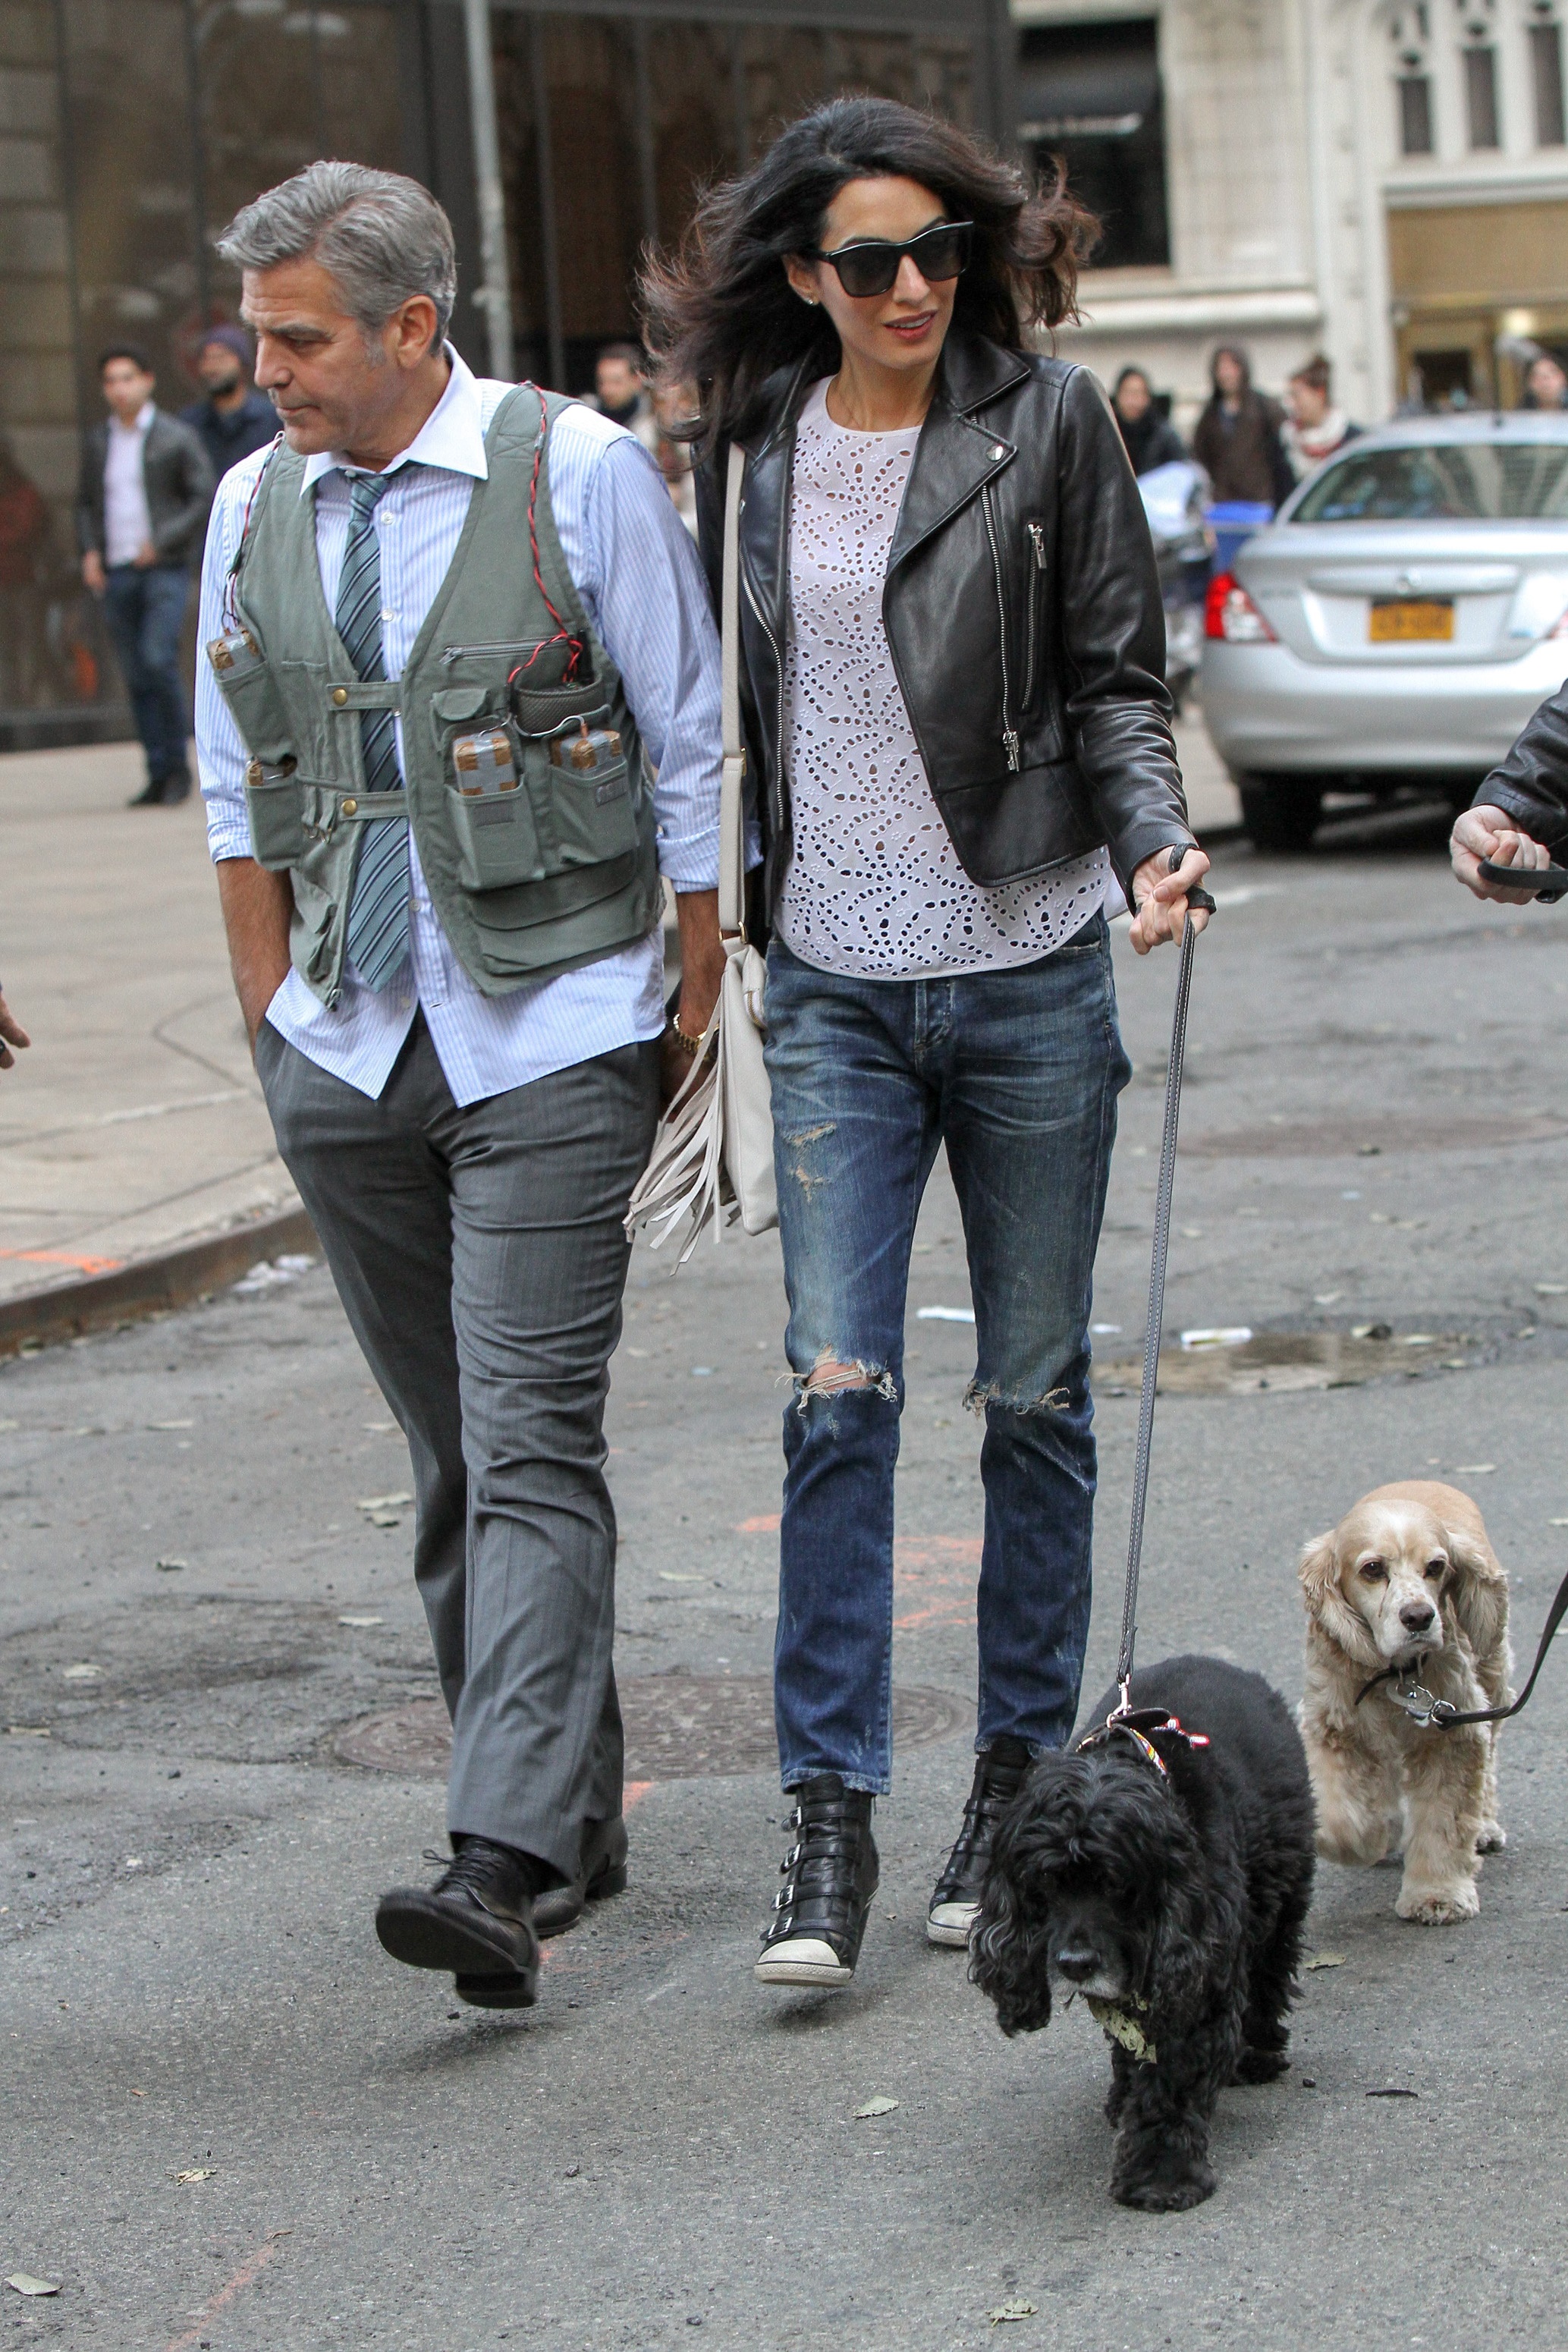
top-left (639, 95), bottom-right (1098, 453)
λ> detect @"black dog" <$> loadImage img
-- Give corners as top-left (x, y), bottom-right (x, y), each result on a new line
top-left (970, 1655), bottom-right (1315, 2212)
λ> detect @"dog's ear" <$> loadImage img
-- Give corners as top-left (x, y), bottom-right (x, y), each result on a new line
top-left (1144, 1824), bottom-right (1240, 2029)
top-left (969, 1796), bottom-right (1056, 2036)
top-left (1299, 1527), bottom-right (1372, 1660)
top-left (1443, 1523), bottom-right (1507, 1665)
top-left (969, 1863), bottom-right (1053, 2036)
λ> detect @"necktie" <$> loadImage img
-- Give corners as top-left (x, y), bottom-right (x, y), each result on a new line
top-left (335, 468), bottom-right (410, 990)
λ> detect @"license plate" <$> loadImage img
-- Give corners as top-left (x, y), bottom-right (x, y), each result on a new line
top-left (1368, 599), bottom-right (1454, 643)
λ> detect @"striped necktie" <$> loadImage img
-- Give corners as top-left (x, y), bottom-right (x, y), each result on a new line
top-left (335, 467), bottom-right (410, 991)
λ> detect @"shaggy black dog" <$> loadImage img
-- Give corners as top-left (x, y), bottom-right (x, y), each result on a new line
top-left (970, 1654), bottom-right (1315, 2212)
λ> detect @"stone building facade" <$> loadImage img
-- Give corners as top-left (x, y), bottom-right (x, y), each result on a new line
top-left (1017, 0), bottom-right (1568, 427)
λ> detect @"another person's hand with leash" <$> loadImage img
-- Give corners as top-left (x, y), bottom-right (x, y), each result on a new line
top-left (0, 988), bottom-right (29, 1071)
top-left (1451, 677), bottom-right (1568, 901)
top-left (1450, 805), bottom-right (1555, 901)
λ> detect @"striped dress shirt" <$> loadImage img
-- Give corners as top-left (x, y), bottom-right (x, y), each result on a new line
top-left (196, 349), bottom-right (723, 1106)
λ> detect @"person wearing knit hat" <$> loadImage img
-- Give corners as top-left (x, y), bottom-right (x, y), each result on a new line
top-left (181, 323), bottom-right (277, 481)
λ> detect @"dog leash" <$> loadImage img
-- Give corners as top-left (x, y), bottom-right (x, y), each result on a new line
top-left (1095, 853), bottom-right (1215, 1747)
top-left (1354, 1561), bottom-right (1568, 1729)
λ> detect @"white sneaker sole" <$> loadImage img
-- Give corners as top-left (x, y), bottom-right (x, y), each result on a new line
top-left (754, 1935), bottom-right (853, 1988)
top-left (926, 1901), bottom-right (979, 1949)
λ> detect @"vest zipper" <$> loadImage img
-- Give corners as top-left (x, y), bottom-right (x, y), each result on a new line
top-left (1021, 520), bottom-right (1046, 714)
top-left (982, 487), bottom-right (1021, 772)
top-left (439, 642), bottom-right (539, 664)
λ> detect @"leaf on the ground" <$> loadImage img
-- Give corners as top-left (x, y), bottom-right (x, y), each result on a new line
top-left (1366, 2087), bottom-right (1418, 2099)
top-left (362, 1420), bottom-right (398, 1432)
top-left (61, 1663), bottom-right (102, 1681)
top-left (852, 2095), bottom-right (900, 2119)
top-left (1535, 1281), bottom-right (1568, 1295)
top-left (1551, 1518), bottom-right (1568, 1528)
top-left (5, 2277), bottom-right (60, 2298)
top-left (146, 1420), bottom-right (193, 1431)
top-left (1450, 1464), bottom-right (1495, 1476)
top-left (658, 1571), bottom-right (706, 1583)
top-left (171, 2167), bottom-right (217, 2183)
top-left (987, 2301), bottom-right (1037, 2324)
top-left (1302, 1951), bottom-right (1347, 1970)
top-left (338, 1614), bottom-right (384, 1628)
top-left (155, 1558), bottom-right (187, 1573)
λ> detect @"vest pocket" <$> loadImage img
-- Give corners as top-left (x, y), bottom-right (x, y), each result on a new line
top-left (245, 761), bottom-right (307, 868)
top-left (546, 739), bottom-right (638, 869)
top-left (446, 781), bottom-right (545, 893)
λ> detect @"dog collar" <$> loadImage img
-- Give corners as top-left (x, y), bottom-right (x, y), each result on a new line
top-left (1075, 1709), bottom-right (1211, 1781)
top-left (1354, 1656), bottom-right (1453, 1725)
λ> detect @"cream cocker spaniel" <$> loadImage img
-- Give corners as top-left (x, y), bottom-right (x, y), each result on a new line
top-left (1298, 1482), bottom-right (1510, 1923)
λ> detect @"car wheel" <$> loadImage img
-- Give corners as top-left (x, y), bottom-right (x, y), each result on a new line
top-left (1238, 778), bottom-right (1322, 854)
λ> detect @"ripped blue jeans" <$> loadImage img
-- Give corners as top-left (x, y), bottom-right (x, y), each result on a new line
top-left (763, 922), bottom-right (1131, 1793)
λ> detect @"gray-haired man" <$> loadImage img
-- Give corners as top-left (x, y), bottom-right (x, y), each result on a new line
top-left (196, 164), bottom-right (725, 2009)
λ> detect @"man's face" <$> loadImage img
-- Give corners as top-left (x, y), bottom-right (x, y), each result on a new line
top-left (196, 341), bottom-right (246, 397)
top-left (596, 357), bottom-right (640, 410)
top-left (102, 358), bottom-right (155, 424)
top-left (242, 257), bottom-right (423, 457)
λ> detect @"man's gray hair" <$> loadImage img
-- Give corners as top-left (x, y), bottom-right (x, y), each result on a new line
top-left (217, 161), bottom-right (457, 349)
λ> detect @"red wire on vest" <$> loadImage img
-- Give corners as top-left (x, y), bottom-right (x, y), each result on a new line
top-left (510, 384), bottom-right (584, 689)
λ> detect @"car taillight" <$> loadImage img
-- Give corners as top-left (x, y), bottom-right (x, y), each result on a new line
top-left (1205, 571), bottom-right (1276, 643)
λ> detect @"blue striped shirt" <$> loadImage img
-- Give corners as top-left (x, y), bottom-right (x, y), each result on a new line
top-left (196, 349), bottom-right (722, 1106)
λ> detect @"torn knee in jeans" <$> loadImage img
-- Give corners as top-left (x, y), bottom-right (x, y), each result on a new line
top-left (795, 1350), bottom-right (897, 1410)
top-left (965, 1376), bottom-right (1075, 1417)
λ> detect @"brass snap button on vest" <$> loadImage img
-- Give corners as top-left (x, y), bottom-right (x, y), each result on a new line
top-left (332, 686), bottom-right (350, 706)
top-left (342, 797), bottom-right (357, 816)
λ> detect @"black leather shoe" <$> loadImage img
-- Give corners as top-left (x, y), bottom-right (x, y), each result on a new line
top-left (127, 778), bottom-right (165, 806)
top-left (755, 1775), bottom-right (878, 1989)
top-left (927, 1737), bottom-right (1032, 1947)
top-left (376, 1838), bottom-right (539, 2004)
top-left (453, 1816), bottom-right (630, 2005)
top-left (159, 766), bottom-right (193, 803)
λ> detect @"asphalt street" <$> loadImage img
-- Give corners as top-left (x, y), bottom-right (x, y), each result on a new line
top-left (5, 800), bottom-right (1568, 2350)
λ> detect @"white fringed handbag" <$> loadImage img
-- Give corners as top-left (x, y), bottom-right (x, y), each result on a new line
top-left (624, 445), bottom-right (777, 1262)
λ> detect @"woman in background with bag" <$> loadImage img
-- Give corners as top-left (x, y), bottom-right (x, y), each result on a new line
top-left (643, 96), bottom-right (1208, 1990)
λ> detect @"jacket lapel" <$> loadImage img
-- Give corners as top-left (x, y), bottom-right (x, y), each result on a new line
top-left (886, 336), bottom-right (1031, 575)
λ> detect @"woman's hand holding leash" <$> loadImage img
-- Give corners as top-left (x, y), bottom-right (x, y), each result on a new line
top-left (1128, 844), bottom-right (1212, 954)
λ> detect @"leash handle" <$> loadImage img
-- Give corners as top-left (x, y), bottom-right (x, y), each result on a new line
top-left (1478, 857), bottom-right (1568, 903)
top-left (1115, 857), bottom-right (1214, 1704)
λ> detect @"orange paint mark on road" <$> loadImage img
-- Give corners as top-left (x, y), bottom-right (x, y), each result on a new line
top-left (737, 1513), bottom-right (781, 1533)
top-left (165, 2237), bottom-right (279, 2352)
top-left (892, 1535), bottom-right (982, 1632)
top-left (0, 1247), bottom-right (123, 1275)
top-left (624, 1780), bottom-right (653, 1811)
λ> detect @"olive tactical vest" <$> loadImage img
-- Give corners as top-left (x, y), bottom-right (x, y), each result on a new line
top-left (209, 385), bottom-right (662, 1005)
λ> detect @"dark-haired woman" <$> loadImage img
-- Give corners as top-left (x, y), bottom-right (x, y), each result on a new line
top-left (643, 97), bottom-right (1208, 1990)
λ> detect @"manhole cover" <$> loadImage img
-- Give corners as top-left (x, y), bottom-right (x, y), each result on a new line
top-left (335, 1674), bottom-right (965, 1781)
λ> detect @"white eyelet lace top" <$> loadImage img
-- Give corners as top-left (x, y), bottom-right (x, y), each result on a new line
top-left (775, 379), bottom-right (1109, 980)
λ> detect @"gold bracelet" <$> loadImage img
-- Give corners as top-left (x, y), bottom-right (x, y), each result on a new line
top-left (668, 1016), bottom-right (703, 1060)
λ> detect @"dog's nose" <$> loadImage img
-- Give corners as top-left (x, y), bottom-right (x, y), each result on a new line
top-left (1054, 1949), bottom-right (1100, 1983)
top-left (1399, 1602), bottom-right (1436, 1634)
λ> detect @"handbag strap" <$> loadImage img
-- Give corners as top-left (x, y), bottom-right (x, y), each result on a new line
top-left (720, 441), bottom-right (746, 940)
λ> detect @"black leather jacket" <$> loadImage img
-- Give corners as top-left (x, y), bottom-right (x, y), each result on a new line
top-left (696, 332), bottom-right (1193, 920)
top-left (77, 409), bottom-right (215, 570)
top-left (1477, 679), bottom-right (1568, 850)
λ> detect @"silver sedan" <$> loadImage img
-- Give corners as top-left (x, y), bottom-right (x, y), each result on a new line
top-left (1200, 413), bottom-right (1568, 851)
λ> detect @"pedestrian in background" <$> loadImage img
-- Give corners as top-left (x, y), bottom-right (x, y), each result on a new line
top-left (586, 341), bottom-right (660, 455)
top-left (181, 324), bottom-right (277, 480)
top-left (1111, 364), bottom-right (1184, 475)
top-left (645, 95), bottom-right (1208, 1992)
top-left (0, 435), bottom-right (51, 709)
top-left (199, 162), bottom-right (724, 2014)
top-left (1191, 344), bottom-right (1295, 508)
top-left (1520, 349), bottom-right (1568, 411)
top-left (78, 344), bottom-right (213, 805)
top-left (1282, 353), bottom-right (1359, 479)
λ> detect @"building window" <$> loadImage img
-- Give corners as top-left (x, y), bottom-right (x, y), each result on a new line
top-left (1532, 20), bottom-right (1566, 145)
top-left (1463, 44), bottom-right (1500, 146)
top-left (1398, 73), bottom-right (1434, 151)
top-left (1017, 18), bottom-right (1168, 272)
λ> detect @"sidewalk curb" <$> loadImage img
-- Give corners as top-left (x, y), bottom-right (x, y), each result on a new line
top-left (0, 1206), bottom-right (318, 1359)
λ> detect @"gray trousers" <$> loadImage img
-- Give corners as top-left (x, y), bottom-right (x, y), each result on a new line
top-left (256, 1014), bottom-right (660, 1879)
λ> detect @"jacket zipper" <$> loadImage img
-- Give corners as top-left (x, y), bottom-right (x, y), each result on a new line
top-left (982, 488), bottom-right (1020, 771)
top-left (440, 641), bottom-right (542, 664)
top-left (1021, 520), bottom-right (1046, 714)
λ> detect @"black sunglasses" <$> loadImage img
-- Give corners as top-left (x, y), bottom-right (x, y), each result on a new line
top-left (806, 220), bottom-right (973, 300)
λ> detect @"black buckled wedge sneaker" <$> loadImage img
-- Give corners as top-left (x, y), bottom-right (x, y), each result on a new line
top-left (755, 1775), bottom-right (878, 1989)
top-left (926, 1737), bottom-right (1032, 1948)
top-left (376, 1837), bottom-right (540, 2007)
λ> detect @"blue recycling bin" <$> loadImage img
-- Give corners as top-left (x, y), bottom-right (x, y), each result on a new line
top-left (1205, 501), bottom-right (1274, 576)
